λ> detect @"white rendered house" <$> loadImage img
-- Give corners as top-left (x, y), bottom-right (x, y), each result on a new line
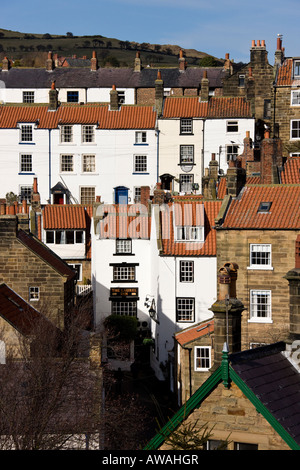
top-left (0, 88), bottom-right (158, 206)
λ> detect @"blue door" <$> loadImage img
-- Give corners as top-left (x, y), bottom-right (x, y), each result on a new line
top-left (114, 186), bottom-right (129, 204)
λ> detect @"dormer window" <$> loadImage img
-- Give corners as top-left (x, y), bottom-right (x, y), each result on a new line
top-left (258, 202), bottom-right (272, 213)
top-left (176, 226), bottom-right (204, 242)
top-left (293, 60), bottom-right (300, 78)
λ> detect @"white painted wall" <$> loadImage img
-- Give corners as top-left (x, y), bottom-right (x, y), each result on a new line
top-left (158, 118), bottom-right (204, 193)
top-left (0, 125), bottom-right (158, 205)
top-left (204, 118), bottom-right (255, 174)
top-left (0, 86), bottom-right (136, 105)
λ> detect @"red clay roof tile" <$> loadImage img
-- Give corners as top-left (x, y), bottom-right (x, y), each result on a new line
top-left (175, 319), bottom-right (214, 346)
top-left (281, 157), bottom-right (300, 184)
top-left (97, 204), bottom-right (151, 239)
top-left (0, 103), bottom-right (157, 130)
top-left (160, 200), bottom-right (222, 256)
top-left (276, 59), bottom-right (293, 86)
top-left (222, 184), bottom-right (300, 229)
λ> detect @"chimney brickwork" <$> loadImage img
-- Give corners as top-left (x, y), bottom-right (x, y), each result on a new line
top-left (110, 85), bottom-right (119, 111)
top-left (260, 133), bottom-right (282, 184)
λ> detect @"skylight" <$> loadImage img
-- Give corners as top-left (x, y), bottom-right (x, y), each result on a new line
top-left (258, 202), bottom-right (272, 213)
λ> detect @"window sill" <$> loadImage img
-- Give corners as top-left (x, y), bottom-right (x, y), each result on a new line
top-left (111, 280), bottom-right (138, 283)
top-left (19, 142), bottom-right (35, 145)
top-left (113, 253), bottom-right (135, 256)
top-left (132, 172), bottom-right (149, 175)
top-left (247, 266), bottom-right (274, 271)
top-left (18, 172), bottom-right (35, 175)
top-left (248, 318), bottom-right (273, 324)
top-left (134, 143), bottom-right (148, 146)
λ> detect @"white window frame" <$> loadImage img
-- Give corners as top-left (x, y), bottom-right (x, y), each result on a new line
top-left (46, 230), bottom-right (85, 245)
top-left (179, 260), bottom-right (194, 282)
top-left (113, 265), bottom-right (136, 281)
top-left (68, 263), bottom-right (82, 281)
top-left (291, 90), bottom-right (300, 106)
top-left (248, 244), bottom-right (273, 270)
top-left (179, 174), bottom-right (194, 193)
top-left (135, 131), bottom-right (147, 144)
top-left (226, 120), bottom-right (238, 133)
top-left (134, 186), bottom-right (141, 203)
top-left (249, 289), bottom-right (272, 323)
top-left (112, 301), bottom-right (137, 316)
top-left (29, 286), bottom-right (39, 301)
top-left (291, 120), bottom-right (300, 140)
top-left (194, 346), bottom-right (211, 371)
top-left (180, 145), bottom-right (194, 164)
top-left (226, 144), bottom-right (239, 162)
top-left (293, 60), bottom-right (300, 78)
top-left (82, 154), bottom-right (96, 173)
top-left (176, 297), bottom-right (195, 322)
top-left (23, 91), bottom-right (35, 103)
top-left (180, 118), bottom-right (193, 134)
top-left (60, 125), bottom-right (73, 143)
top-left (80, 186), bottom-right (95, 205)
top-left (60, 154), bottom-right (74, 173)
top-left (116, 239), bottom-right (132, 254)
top-left (82, 125), bottom-right (95, 143)
top-left (175, 226), bottom-right (204, 242)
top-left (20, 125), bottom-right (33, 142)
top-left (133, 154), bottom-right (147, 173)
top-left (67, 90), bottom-right (79, 103)
top-left (19, 185), bottom-right (32, 203)
top-left (20, 154), bottom-right (33, 173)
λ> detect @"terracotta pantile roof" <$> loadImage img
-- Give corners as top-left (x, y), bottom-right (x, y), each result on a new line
top-left (43, 204), bottom-right (88, 229)
top-left (162, 96), bottom-right (252, 119)
top-left (163, 97), bottom-right (208, 118)
top-left (0, 103), bottom-right (157, 130)
top-left (175, 319), bottom-right (214, 346)
top-left (97, 204), bottom-right (151, 239)
top-left (281, 157), bottom-right (300, 184)
top-left (161, 200), bottom-right (222, 256)
top-left (17, 229), bottom-right (76, 280)
top-left (217, 177), bottom-right (227, 199)
top-left (221, 184), bottom-right (300, 229)
top-left (276, 58), bottom-right (293, 86)
top-left (0, 283), bottom-right (61, 336)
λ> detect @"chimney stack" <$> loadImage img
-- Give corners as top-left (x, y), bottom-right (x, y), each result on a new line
top-left (91, 50), bottom-right (98, 71)
top-left (260, 133), bottom-right (282, 184)
top-left (275, 35), bottom-right (284, 66)
top-left (200, 70), bottom-right (209, 102)
top-left (2, 57), bottom-right (10, 71)
top-left (46, 51), bottom-right (54, 71)
top-left (134, 51), bottom-right (142, 72)
top-left (110, 85), bottom-right (119, 111)
top-left (209, 263), bottom-right (244, 369)
top-left (178, 49), bottom-right (186, 71)
top-left (48, 81), bottom-right (58, 110)
top-left (155, 70), bottom-right (164, 117)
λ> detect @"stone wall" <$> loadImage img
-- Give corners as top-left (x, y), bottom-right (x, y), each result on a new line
top-left (272, 86), bottom-right (300, 157)
top-left (216, 228), bottom-right (299, 350)
top-left (0, 216), bottom-right (72, 329)
top-left (161, 381), bottom-right (290, 450)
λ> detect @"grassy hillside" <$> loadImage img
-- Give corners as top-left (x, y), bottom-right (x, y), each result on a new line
top-left (0, 28), bottom-right (224, 68)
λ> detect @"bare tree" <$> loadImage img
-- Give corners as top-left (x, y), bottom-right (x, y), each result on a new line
top-left (0, 307), bottom-right (103, 450)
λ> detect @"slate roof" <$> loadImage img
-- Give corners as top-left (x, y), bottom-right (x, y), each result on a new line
top-left (0, 103), bottom-right (157, 130)
top-left (0, 283), bottom-right (60, 337)
top-left (0, 66), bottom-right (225, 89)
top-left (17, 229), bottom-right (76, 280)
top-left (160, 200), bottom-right (222, 256)
top-left (221, 184), bottom-right (300, 229)
top-left (230, 342), bottom-right (300, 447)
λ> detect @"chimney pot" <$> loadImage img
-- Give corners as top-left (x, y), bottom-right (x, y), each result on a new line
top-left (252, 40), bottom-right (256, 47)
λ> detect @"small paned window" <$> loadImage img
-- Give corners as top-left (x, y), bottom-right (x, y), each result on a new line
top-left (60, 155), bottom-right (73, 172)
top-left (250, 290), bottom-right (272, 322)
top-left (23, 91), bottom-right (34, 103)
top-left (60, 125), bottom-right (73, 143)
top-left (20, 125), bottom-right (33, 142)
top-left (116, 239), bottom-right (132, 254)
top-left (112, 301), bottom-right (137, 316)
top-left (176, 298), bottom-right (195, 322)
top-left (82, 154), bottom-right (95, 173)
top-left (250, 244), bottom-right (272, 268)
top-left (20, 154), bottom-right (32, 172)
top-left (135, 131), bottom-right (147, 143)
top-left (194, 346), bottom-right (211, 371)
top-left (82, 125), bottom-right (95, 143)
top-left (226, 121), bottom-right (238, 132)
top-left (67, 91), bottom-right (79, 102)
top-left (180, 118), bottom-right (193, 134)
top-left (179, 260), bottom-right (194, 282)
top-left (134, 155), bottom-right (147, 173)
top-left (80, 187), bottom-right (95, 205)
top-left (29, 286), bottom-right (39, 301)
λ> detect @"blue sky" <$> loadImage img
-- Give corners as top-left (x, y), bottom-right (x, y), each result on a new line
top-left (1, 0), bottom-right (299, 63)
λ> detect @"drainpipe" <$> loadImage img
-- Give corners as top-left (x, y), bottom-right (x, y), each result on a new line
top-left (156, 127), bottom-right (160, 184)
top-left (48, 129), bottom-right (52, 203)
